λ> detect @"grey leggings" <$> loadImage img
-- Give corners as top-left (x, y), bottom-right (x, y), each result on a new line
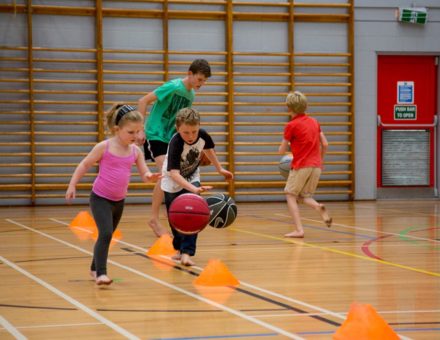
top-left (89, 191), bottom-right (124, 276)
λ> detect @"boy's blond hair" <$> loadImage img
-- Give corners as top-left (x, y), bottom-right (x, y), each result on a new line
top-left (286, 91), bottom-right (308, 114)
top-left (175, 107), bottom-right (200, 127)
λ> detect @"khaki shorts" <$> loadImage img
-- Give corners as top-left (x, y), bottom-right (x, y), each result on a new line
top-left (284, 167), bottom-right (321, 198)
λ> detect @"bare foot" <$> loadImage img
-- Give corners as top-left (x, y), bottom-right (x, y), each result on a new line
top-left (319, 204), bottom-right (332, 228)
top-left (148, 219), bottom-right (168, 237)
top-left (90, 270), bottom-right (97, 279)
top-left (96, 275), bottom-right (113, 286)
top-left (180, 253), bottom-right (195, 266)
top-left (284, 231), bottom-right (304, 238)
top-left (171, 252), bottom-right (181, 261)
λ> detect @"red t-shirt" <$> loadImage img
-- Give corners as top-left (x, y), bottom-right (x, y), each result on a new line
top-left (283, 113), bottom-right (322, 170)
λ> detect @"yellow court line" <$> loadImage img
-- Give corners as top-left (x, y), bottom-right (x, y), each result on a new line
top-left (230, 227), bottom-right (440, 278)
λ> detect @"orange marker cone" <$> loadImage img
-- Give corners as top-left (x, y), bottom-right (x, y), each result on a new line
top-left (110, 229), bottom-right (122, 247)
top-left (147, 234), bottom-right (177, 256)
top-left (151, 256), bottom-right (175, 272)
top-left (69, 211), bottom-right (96, 228)
top-left (194, 286), bottom-right (235, 304)
top-left (193, 259), bottom-right (239, 287)
top-left (333, 302), bottom-right (399, 340)
top-left (69, 211), bottom-right (96, 241)
top-left (90, 227), bottom-right (123, 248)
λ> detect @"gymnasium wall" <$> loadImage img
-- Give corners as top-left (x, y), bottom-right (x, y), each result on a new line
top-left (353, 0), bottom-right (440, 199)
top-left (0, 1), bottom-right (354, 205)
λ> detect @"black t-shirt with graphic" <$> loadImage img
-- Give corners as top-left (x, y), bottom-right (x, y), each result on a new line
top-left (161, 128), bottom-right (215, 193)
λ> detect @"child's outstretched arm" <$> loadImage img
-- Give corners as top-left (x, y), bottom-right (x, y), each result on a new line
top-left (202, 149), bottom-right (234, 180)
top-left (278, 138), bottom-right (289, 154)
top-left (319, 131), bottom-right (329, 161)
top-left (169, 170), bottom-right (212, 194)
top-left (135, 130), bottom-right (146, 147)
top-left (135, 146), bottom-right (161, 183)
top-left (65, 142), bottom-right (105, 203)
top-left (138, 92), bottom-right (158, 116)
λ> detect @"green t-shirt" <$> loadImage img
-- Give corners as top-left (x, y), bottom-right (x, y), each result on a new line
top-left (146, 78), bottom-right (195, 143)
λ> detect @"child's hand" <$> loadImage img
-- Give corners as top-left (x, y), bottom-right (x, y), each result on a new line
top-left (143, 171), bottom-right (162, 183)
top-left (65, 186), bottom-right (76, 203)
top-left (193, 186), bottom-right (213, 194)
top-left (220, 168), bottom-right (234, 180)
top-left (135, 130), bottom-right (146, 147)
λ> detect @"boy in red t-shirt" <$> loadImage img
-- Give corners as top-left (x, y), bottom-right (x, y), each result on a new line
top-left (278, 91), bottom-right (332, 238)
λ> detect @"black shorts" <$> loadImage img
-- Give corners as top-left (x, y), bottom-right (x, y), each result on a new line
top-left (144, 140), bottom-right (168, 161)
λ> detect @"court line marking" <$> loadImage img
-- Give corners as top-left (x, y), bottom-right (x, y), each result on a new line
top-left (13, 322), bottom-right (102, 330)
top-left (250, 309), bottom-right (440, 318)
top-left (152, 333), bottom-right (278, 340)
top-left (230, 226), bottom-right (439, 278)
top-left (278, 214), bottom-right (440, 244)
top-left (0, 315), bottom-right (27, 340)
top-left (7, 218), bottom-right (304, 340)
top-left (399, 227), bottom-right (440, 248)
top-left (53, 218), bottom-right (412, 339)
top-left (51, 220), bottom-right (353, 320)
top-left (0, 255), bottom-right (139, 340)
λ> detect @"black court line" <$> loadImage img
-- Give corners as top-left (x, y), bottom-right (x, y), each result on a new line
top-left (234, 287), bottom-right (341, 327)
top-left (0, 225), bottom-right (66, 234)
top-left (12, 255), bottom-right (92, 264)
top-left (0, 303), bottom-right (77, 311)
top-left (98, 308), bottom-right (222, 313)
top-left (124, 248), bottom-right (341, 327)
top-left (9, 253), bottom-right (133, 265)
top-left (389, 321), bottom-right (440, 325)
top-left (97, 307), bottom-right (286, 313)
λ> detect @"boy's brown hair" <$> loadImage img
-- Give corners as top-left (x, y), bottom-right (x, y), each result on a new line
top-left (189, 59), bottom-right (211, 78)
top-left (175, 108), bottom-right (200, 128)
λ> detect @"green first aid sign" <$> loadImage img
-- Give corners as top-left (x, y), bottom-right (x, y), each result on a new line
top-left (394, 105), bottom-right (417, 120)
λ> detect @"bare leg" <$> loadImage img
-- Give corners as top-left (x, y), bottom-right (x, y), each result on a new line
top-left (303, 197), bottom-right (332, 227)
top-left (149, 155), bottom-right (169, 237)
top-left (284, 194), bottom-right (304, 238)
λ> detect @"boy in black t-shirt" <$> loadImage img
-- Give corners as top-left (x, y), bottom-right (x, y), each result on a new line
top-left (161, 108), bottom-right (233, 266)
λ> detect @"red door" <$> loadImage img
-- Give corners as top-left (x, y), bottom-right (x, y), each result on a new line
top-left (377, 56), bottom-right (437, 187)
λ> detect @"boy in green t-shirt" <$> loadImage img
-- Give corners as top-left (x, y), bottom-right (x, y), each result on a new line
top-left (138, 59), bottom-right (211, 237)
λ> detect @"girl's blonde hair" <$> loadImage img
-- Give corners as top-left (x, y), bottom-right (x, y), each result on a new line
top-left (175, 107), bottom-right (200, 128)
top-left (105, 103), bottom-right (143, 135)
top-left (286, 91), bottom-right (308, 114)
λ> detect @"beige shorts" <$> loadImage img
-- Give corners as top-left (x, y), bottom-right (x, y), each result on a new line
top-left (284, 167), bottom-right (321, 198)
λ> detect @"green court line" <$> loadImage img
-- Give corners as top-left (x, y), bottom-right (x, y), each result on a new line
top-left (399, 226), bottom-right (440, 250)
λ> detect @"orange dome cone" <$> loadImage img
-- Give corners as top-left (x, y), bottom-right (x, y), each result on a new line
top-left (147, 234), bottom-right (177, 256)
top-left (110, 229), bottom-right (123, 248)
top-left (90, 228), bottom-right (122, 248)
top-left (151, 256), bottom-right (175, 272)
top-left (69, 211), bottom-right (96, 241)
top-left (194, 286), bottom-right (235, 304)
top-left (333, 302), bottom-right (399, 340)
top-left (193, 259), bottom-right (239, 287)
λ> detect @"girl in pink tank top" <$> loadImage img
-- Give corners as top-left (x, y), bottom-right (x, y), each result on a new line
top-left (66, 104), bottom-right (161, 285)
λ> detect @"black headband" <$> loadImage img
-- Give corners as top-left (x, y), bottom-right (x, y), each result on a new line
top-left (115, 105), bottom-right (135, 125)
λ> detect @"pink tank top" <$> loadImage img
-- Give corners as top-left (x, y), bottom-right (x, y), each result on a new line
top-left (92, 141), bottom-right (137, 201)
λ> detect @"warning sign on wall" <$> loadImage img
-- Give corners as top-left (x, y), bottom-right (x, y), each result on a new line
top-left (394, 105), bottom-right (417, 120)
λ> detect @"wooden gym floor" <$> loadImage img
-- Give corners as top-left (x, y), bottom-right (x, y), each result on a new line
top-left (0, 200), bottom-right (439, 339)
